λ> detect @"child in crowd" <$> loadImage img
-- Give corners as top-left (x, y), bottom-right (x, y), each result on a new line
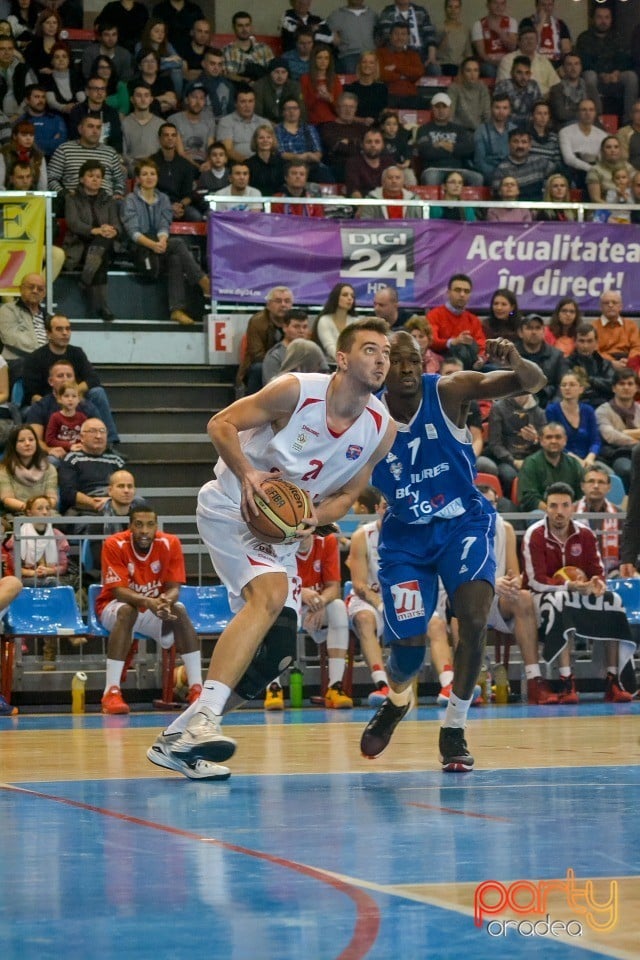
top-left (604, 164), bottom-right (632, 224)
top-left (45, 380), bottom-right (86, 464)
top-left (194, 141), bottom-right (230, 209)
top-left (378, 109), bottom-right (417, 185)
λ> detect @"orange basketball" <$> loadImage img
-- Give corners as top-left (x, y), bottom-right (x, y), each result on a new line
top-left (554, 566), bottom-right (587, 584)
top-left (247, 478), bottom-right (311, 544)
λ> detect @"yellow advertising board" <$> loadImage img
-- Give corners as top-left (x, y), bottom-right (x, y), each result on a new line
top-left (0, 195), bottom-right (46, 295)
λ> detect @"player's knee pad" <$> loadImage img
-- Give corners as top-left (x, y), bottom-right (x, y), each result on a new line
top-left (234, 607), bottom-right (298, 701)
top-left (387, 642), bottom-right (426, 684)
top-left (326, 598), bottom-right (348, 630)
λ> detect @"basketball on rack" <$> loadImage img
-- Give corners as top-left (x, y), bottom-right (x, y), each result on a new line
top-left (553, 566), bottom-right (587, 584)
top-left (247, 478), bottom-right (311, 544)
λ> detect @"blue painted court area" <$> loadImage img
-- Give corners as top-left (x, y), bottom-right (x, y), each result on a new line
top-left (1, 706), bottom-right (638, 960)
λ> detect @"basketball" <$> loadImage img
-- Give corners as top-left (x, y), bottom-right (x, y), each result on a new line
top-left (247, 478), bottom-right (311, 544)
top-left (554, 566), bottom-right (587, 584)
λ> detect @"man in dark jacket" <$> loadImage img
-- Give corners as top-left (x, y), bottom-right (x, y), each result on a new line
top-left (416, 92), bottom-right (483, 186)
top-left (566, 322), bottom-right (615, 409)
top-left (515, 313), bottom-right (567, 408)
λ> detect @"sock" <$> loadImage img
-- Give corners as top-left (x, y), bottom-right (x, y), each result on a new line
top-left (181, 650), bottom-right (202, 688)
top-left (439, 666), bottom-right (454, 687)
top-left (104, 659), bottom-right (124, 694)
top-left (606, 667), bottom-right (617, 677)
top-left (388, 685), bottom-right (412, 707)
top-left (199, 680), bottom-right (232, 714)
top-left (443, 692), bottom-right (472, 728)
top-left (163, 697), bottom-right (201, 734)
top-left (371, 664), bottom-right (387, 685)
top-left (525, 664), bottom-right (541, 680)
top-left (559, 666), bottom-right (572, 678)
top-left (328, 657), bottom-right (344, 687)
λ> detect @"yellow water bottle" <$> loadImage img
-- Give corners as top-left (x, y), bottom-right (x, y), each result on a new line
top-left (494, 663), bottom-right (509, 705)
top-left (71, 671), bottom-right (87, 714)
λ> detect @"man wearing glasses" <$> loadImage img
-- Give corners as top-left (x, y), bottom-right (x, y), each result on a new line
top-left (58, 418), bottom-right (126, 516)
top-left (68, 77), bottom-right (123, 153)
top-left (0, 274), bottom-right (49, 380)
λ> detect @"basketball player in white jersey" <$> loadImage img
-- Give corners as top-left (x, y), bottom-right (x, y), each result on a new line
top-left (147, 318), bottom-right (396, 780)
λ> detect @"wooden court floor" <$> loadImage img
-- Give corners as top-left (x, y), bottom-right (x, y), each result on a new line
top-left (1, 700), bottom-right (639, 960)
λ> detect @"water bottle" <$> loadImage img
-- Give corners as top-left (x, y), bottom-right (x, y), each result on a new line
top-left (289, 665), bottom-right (304, 708)
top-left (494, 663), bottom-right (509, 705)
top-left (520, 663), bottom-right (528, 704)
top-left (71, 671), bottom-right (87, 714)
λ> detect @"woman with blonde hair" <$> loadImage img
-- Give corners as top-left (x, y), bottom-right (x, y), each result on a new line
top-left (344, 50), bottom-right (388, 125)
top-left (537, 172), bottom-right (576, 221)
top-left (246, 124), bottom-right (284, 196)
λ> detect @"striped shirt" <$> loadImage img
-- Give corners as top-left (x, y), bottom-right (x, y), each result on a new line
top-left (47, 140), bottom-right (125, 196)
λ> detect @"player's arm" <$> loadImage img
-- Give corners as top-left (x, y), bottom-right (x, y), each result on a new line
top-left (208, 375), bottom-right (301, 520)
top-left (313, 420), bottom-right (397, 526)
top-left (495, 520), bottom-right (523, 598)
top-left (348, 527), bottom-right (382, 608)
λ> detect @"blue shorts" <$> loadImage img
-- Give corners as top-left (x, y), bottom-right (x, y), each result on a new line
top-left (378, 503), bottom-right (496, 644)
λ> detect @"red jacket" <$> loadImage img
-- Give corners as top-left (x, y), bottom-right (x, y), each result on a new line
top-left (521, 516), bottom-right (604, 593)
top-left (426, 304), bottom-right (487, 355)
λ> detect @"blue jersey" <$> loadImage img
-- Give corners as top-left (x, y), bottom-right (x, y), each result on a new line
top-left (372, 374), bottom-right (485, 525)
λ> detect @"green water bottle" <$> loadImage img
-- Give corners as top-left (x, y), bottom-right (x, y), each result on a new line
top-left (289, 665), bottom-right (304, 708)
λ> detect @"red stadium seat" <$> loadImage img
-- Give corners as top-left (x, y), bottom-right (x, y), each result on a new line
top-left (170, 221), bottom-right (207, 236)
top-left (476, 472), bottom-right (502, 499)
top-left (412, 185), bottom-right (439, 199)
top-left (461, 185), bottom-right (491, 200)
top-left (600, 114), bottom-right (619, 133)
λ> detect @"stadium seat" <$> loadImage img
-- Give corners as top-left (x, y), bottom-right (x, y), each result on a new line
top-left (476, 472), bottom-right (502, 499)
top-left (606, 578), bottom-right (640, 624)
top-left (170, 222), bottom-right (207, 236)
top-left (607, 473), bottom-right (626, 506)
top-left (413, 185), bottom-right (439, 200)
top-left (600, 114), bottom-right (619, 134)
top-left (5, 586), bottom-right (85, 638)
top-left (461, 185), bottom-right (491, 200)
top-left (177, 585), bottom-right (233, 635)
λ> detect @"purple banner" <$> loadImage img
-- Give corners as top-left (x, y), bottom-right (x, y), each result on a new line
top-left (209, 211), bottom-right (640, 311)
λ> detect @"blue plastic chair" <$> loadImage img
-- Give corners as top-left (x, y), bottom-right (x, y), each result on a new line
top-left (177, 585), bottom-right (233, 635)
top-left (5, 586), bottom-right (86, 637)
top-left (606, 578), bottom-right (640, 624)
top-left (87, 584), bottom-right (108, 637)
top-left (607, 473), bottom-right (625, 506)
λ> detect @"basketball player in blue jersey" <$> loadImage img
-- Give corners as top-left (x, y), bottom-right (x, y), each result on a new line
top-left (360, 330), bottom-right (546, 771)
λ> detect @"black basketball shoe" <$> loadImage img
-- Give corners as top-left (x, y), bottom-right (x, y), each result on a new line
top-left (439, 726), bottom-right (474, 772)
top-left (360, 696), bottom-right (411, 758)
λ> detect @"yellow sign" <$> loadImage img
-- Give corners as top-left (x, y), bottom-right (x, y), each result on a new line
top-left (0, 195), bottom-right (46, 295)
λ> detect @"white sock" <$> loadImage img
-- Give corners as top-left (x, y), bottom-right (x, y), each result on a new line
top-left (439, 668), bottom-right (454, 687)
top-left (559, 666), bottom-right (572, 678)
top-left (371, 664), bottom-right (387, 685)
top-left (163, 697), bottom-right (201, 734)
top-left (328, 657), bottom-right (344, 687)
top-left (525, 664), bottom-right (541, 680)
top-left (181, 650), bottom-right (202, 688)
top-left (104, 659), bottom-right (124, 694)
top-left (388, 685), bottom-right (412, 707)
top-left (607, 667), bottom-right (617, 676)
top-left (199, 680), bottom-right (232, 715)
top-left (443, 692), bottom-right (472, 728)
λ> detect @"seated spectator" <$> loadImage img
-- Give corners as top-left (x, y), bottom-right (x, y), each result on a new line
top-left (235, 286), bottom-right (294, 396)
top-left (0, 424), bottom-right (58, 522)
top-left (168, 81), bottom-right (215, 167)
top-left (152, 121), bottom-right (200, 222)
top-left (246, 123), bottom-right (285, 196)
top-left (536, 172), bottom-right (577, 221)
top-left (8, 0), bottom-right (37, 49)
top-left (48, 115), bottom-right (125, 200)
top-left (471, 0), bottom-right (518, 79)
top-left (22, 8), bottom-right (58, 78)
top-left (67, 73), bottom-right (123, 152)
top-left (600, 165), bottom-right (633, 224)
top-left (439, 355), bottom-right (496, 475)
top-left (416, 91), bottom-right (482, 186)
top-left (574, 463), bottom-right (621, 578)
top-left (0, 118), bottom-right (46, 188)
top-left (521, 481), bottom-right (635, 703)
top-left (44, 379), bottom-right (86, 463)
top-left (275, 95), bottom-right (332, 184)
top-left (482, 286), bottom-right (521, 342)
top-left (42, 42), bottom-right (85, 116)
top-left (586, 136), bottom-right (635, 204)
top-left (121, 157), bottom-right (210, 326)
top-left (122, 81), bottom-right (165, 174)
top-left (548, 52), bottom-right (601, 130)
top-left (58, 417), bottom-right (124, 516)
top-left (90, 56), bottom-right (130, 118)
top-left (448, 56), bottom-right (490, 131)
top-left (544, 297), bottom-right (581, 356)
top-left (345, 125), bottom-right (393, 198)
top-left (486, 391), bottom-right (546, 495)
top-left (96, 0), bottom-right (149, 55)
top-left (25, 360), bottom-right (103, 456)
top-left (3, 494), bottom-right (70, 585)
top-left (362, 164), bottom-right (420, 218)
top-left (193, 140), bottom-right (229, 203)
top-left (575, 4), bottom-right (637, 126)
top-left (262, 307), bottom-right (311, 384)
top-left (376, 21), bottom-right (424, 109)
top-left (135, 17), bottom-right (183, 94)
top-left (595, 368), bottom-right (640, 491)
top-left (493, 54), bottom-right (541, 126)
top-left (272, 158), bottom-right (324, 216)
top-left (592, 290), bottom-right (640, 372)
top-left (558, 98), bottom-right (606, 192)
top-left (517, 422), bottom-right (584, 511)
top-left (212, 158), bottom-right (263, 211)
top-left (152, 0), bottom-right (205, 61)
top-left (62, 159), bottom-right (119, 322)
top-left (222, 10), bottom-right (274, 86)
top-left (0, 272), bottom-right (47, 379)
top-left (131, 48), bottom-right (177, 117)
top-left (372, 283), bottom-right (412, 329)
top-left (196, 46), bottom-right (234, 119)
top-left (300, 43), bottom-right (341, 127)
top-left (281, 5), bottom-right (331, 53)
top-left (496, 22), bottom-right (560, 98)
top-left (216, 86), bottom-right (269, 163)
top-left (492, 127), bottom-right (555, 202)
top-left (283, 27), bottom-right (314, 81)
top-left (436, 0), bottom-right (472, 76)
top-left (375, 0), bottom-right (438, 69)
top-left (487, 174), bottom-right (533, 222)
top-left (429, 168), bottom-right (476, 221)
top-left (520, 0), bottom-right (571, 72)
top-left (344, 50), bottom-right (388, 125)
top-left (546, 371), bottom-right (601, 470)
top-left (279, 338), bottom-right (330, 375)
top-left (252, 58), bottom-right (303, 125)
top-left (515, 313), bottom-right (567, 408)
top-left (403, 315), bottom-right (441, 373)
top-left (19, 82), bottom-right (66, 158)
top-left (311, 281), bottom-right (357, 361)
top-left (319, 91), bottom-right (363, 182)
top-left (472, 90), bottom-right (513, 186)
top-left (427, 272), bottom-right (486, 369)
top-left (567, 322), bottom-right (615, 410)
top-left (378, 108), bottom-right (415, 185)
top-left (616, 100), bottom-right (640, 170)
top-left (80, 20), bottom-right (133, 84)
top-left (527, 100), bottom-right (561, 169)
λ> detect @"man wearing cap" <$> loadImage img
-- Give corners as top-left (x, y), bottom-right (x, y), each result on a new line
top-left (252, 58), bottom-right (304, 125)
top-left (416, 91), bottom-right (483, 186)
top-left (168, 82), bottom-right (216, 166)
top-left (515, 313), bottom-right (567, 408)
top-left (152, 122), bottom-right (201, 222)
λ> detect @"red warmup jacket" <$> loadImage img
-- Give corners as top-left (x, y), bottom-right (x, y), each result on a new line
top-left (520, 516), bottom-right (604, 593)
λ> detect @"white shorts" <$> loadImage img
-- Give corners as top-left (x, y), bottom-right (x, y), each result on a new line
top-left (99, 600), bottom-right (175, 649)
top-left (487, 594), bottom-right (514, 634)
top-left (346, 593), bottom-right (384, 638)
top-left (197, 479), bottom-right (301, 615)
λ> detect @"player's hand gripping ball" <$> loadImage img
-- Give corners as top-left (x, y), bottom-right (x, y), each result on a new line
top-left (247, 478), bottom-right (311, 544)
top-left (553, 566), bottom-right (587, 584)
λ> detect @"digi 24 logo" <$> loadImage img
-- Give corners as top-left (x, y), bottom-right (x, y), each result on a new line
top-left (340, 228), bottom-right (416, 295)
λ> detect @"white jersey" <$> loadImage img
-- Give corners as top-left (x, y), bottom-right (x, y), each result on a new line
top-left (205, 373), bottom-right (389, 513)
top-left (360, 519), bottom-right (381, 590)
